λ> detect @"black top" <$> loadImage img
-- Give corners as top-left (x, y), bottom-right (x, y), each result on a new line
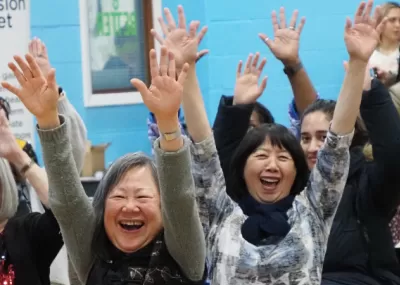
top-left (3, 208), bottom-right (63, 285)
top-left (213, 79), bottom-right (400, 285)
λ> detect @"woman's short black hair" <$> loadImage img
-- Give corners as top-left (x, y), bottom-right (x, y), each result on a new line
top-left (228, 123), bottom-right (309, 202)
top-left (301, 99), bottom-right (369, 148)
top-left (253, 102), bottom-right (275, 124)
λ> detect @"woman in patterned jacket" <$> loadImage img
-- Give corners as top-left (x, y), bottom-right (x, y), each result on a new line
top-left (150, 1), bottom-right (385, 284)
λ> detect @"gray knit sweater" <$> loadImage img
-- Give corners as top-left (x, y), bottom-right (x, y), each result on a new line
top-left (38, 118), bottom-right (206, 284)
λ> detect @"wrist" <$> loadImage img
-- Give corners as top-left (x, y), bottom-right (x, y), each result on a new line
top-left (282, 57), bottom-right (301, 67)
top-left (348, 58), bottom-right (369, 69)
top-left (8, 150), bottom-right (30, 171)
top-left (156, 116), bottom-right (180, 134)
top-left (36, 112), bottom-right (60, 130)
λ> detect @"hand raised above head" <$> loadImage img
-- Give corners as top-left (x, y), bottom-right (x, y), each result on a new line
top-left (29, 37), bottom-right (52, 78)
top-left (131, 46), bottom-right (189, 123)
top-left (259, 7), bottom-right (306, 65)
top-left (233, 52), bottom-right (268, 105)
top-left (1, 54), bottom-right (59, 126)
top-left (151, 5), bottom-right (208, 70)
top-left (0, 109), bottom-right (20, 161)
top-left (345, 0), bottom-right (387, 63)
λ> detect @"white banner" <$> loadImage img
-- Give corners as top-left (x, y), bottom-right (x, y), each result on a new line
top-left (0, 0), bottom-right (33, 145)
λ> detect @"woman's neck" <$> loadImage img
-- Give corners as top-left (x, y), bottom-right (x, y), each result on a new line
top-left (379, 38), bottom-right (400, 55)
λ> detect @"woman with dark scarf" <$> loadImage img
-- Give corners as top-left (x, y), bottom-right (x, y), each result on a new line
top-left (214, 4), bottom-right (400, 285)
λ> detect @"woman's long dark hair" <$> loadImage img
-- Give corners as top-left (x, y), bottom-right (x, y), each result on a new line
top-left (228, 123), bottom-right (309, 202)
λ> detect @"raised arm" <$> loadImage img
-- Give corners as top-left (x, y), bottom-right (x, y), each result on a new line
top-left (150, 6), bottom-right (236, 236)
top-left (259, 7), bottom-right (317, 116)
top-left (306, 0), bottom-right (386, 225)
top-left (1, 54), bottom-right (94, 283)
top-left (360, 79), bottom-right (400, 215)
top-left (131, 47), bottom-right (205, 281)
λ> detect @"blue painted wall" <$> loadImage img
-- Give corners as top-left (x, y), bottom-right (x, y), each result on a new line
top-left (31, 0), bottom-right (386, 165)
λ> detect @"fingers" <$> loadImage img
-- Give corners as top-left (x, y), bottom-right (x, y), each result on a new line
top-left (158, 16), bottom-right (169, 36)
top-left (168, 51), bottom-right (176, 78)
top-left (131, 78), bottom-right (151, 99)
top-left (376, 16), bottom-right (388, 35)
top-left (354, 2), bottom-right (366, 24)
top-left (164, 8), bottom-right (177, 30)
top-left (149, 49), bottom-right (160, 79)
top-left (46, 68), bottom-right (57, 90)
top-left (289, 10), bottom-right (298, 29)
top-left (259, 33), bottom-right (273, 50)
top-left (363, 0), bottom-right (373, 22)
top-left (177, 5), bottom-right (187, 29)
top-left (279, 7), bottom-right (286, 29)
top-left (14, 55), bottom-right (33, 79)
top-left (244, 54), bottom-right (253, 74)
top-left (271, 10), bottom-right (279, 32)
top-left (189, 21), bottom-right (198, 39)
top-left (297, 17), bottom-right (306, 34)
top-left (177, 63), bottom-right (190, 86)
top-left (196, 50), bottom-right (209, 63)
top-left (236, 60), bottom-right (243, 78)
top-left (7, 62), bottom-right (26, 86)
top-left (345, 17), bottom-right (352, 31)
top-left (1, 81), bottom-right (20, 97)
top-left (257, 58), bottom-right (267, 75)
top-left (159, 47), bottom-right (169, 76)
top-left (25, 54), bottom-right (42, 78)
top-left (372, 5), bottom-right (382, 28)
top-left (196, 26), bottom-right (208, 44)
top-left (151, 29), bottom-right (165, 44)
top-left (251, 52), bottom-right (260, 72)
top-left (258, 76), bottom-right (268, 94)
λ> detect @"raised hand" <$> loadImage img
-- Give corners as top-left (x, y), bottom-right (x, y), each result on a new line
top-left (259, 8), bottom-right (305, 65)
top-left (233, 53), bottom-right (268, 105)
top-left (0, 109), bottom-right (20, 162)
top-left (345, 0), bottom-right (386, 62)
top-left (151, 5), bottom-right (208, 70)
top-left (131, 46), bottom-right (189, 121)
top-left (1, 54), bottom-right (59, 123)
top-left (343, 60), bottom-right (372, 90)
top-left (29, 37), bottom-right (52, 78)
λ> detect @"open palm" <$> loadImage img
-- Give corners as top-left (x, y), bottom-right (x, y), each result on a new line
top-left (151, 6), bottom-right (208, 70)
top-left (344, 1), bottom-right (386, 62)
top-left (131, 47), bottom-right (188, 119)
top-left (29, 37), bottom-right (52, 78)
top-left (1, 54), bottom-right (59, 120)
top-left (259, 8), bottom-right (306, 64)
top-left (234, 53), bottom-right (268, 105)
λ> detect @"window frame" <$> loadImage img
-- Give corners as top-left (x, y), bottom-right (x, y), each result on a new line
top-left (79, 0), bottom-right (162, 107)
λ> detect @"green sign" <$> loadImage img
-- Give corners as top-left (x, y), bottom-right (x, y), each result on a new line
top-left (95, 0), bottom-right (137, 37)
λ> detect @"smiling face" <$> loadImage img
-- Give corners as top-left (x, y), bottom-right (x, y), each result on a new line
top-left (300, 111), bottom-right (330, 170)
top-left (104, 166), bottom-right (162, 253)
top-left (382, 7), bottom-right (400, 43)
top-left (243, 138), bottom-right (297, 203)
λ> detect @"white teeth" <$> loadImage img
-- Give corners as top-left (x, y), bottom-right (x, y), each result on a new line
top-left (261, 178), bottom-right (279, 183)
top-left (120, 221), bottom-right (144, 226)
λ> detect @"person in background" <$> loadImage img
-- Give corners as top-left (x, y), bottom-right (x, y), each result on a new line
top-left (369, 2), bottom-right (400, 111)
top-left (0, 48), bottom-right (87, 284)
top-left (0, 96), bottom-right (38, 216)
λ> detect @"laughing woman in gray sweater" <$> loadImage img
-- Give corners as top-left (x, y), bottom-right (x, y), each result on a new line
top-left (9, 47), bottom-right (206, 285)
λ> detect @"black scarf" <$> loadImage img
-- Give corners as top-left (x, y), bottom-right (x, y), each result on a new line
top-left (239, 194), bottom-right (295, 245)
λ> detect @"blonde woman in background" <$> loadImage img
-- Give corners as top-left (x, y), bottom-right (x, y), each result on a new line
top-left (369, 2), bottom-right (400, 110)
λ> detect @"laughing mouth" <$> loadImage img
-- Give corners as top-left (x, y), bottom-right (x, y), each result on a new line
top-left (119, 221), bottom-right (144, 231)
top-left (260, 177), bottom-right (280, 189)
